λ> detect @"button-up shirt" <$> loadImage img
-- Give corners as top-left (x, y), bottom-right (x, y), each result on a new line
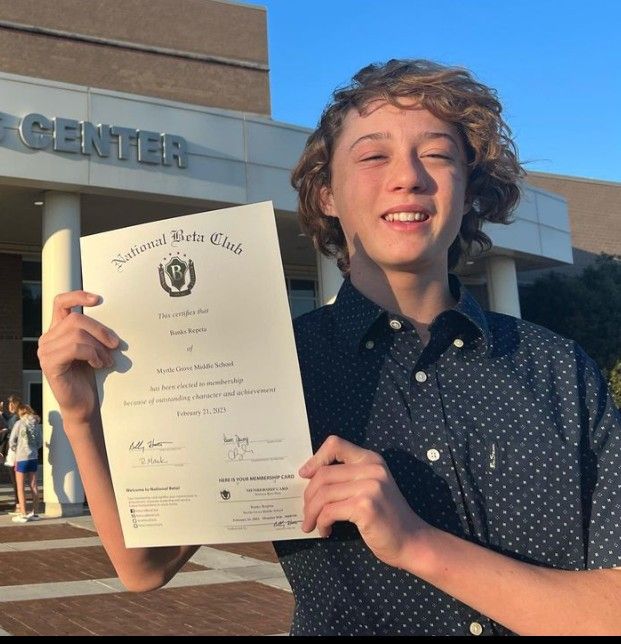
top-left (273, 276), bottom-right (621, 636)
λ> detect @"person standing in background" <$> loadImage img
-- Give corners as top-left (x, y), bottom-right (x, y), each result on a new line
top-left (2, 395), bottom-right (22, 515)
top-left (0, 401), bottom-right (8, 423)
top-left (5, 396), bottom-right (21, 430)
top-left (0, 403), bottom-right (8, 463)
top-left (8, 403), bottom-right (42, 522)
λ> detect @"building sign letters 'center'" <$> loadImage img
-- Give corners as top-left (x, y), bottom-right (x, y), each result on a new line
top-left (0, 113), bottom-right (188, 168)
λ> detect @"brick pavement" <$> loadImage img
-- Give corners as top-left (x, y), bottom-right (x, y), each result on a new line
top-left (1, 583), bottom-right (294, 636)
top-left (0, 498), bottom-right (295, 636)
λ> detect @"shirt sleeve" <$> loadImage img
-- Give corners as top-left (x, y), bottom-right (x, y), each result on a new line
top-left (8, 422), bottom-right (19, 451)
top-left (577, 345), bottom-right (621, 569)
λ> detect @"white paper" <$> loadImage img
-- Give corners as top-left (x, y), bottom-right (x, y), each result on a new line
top-left (80, 202), bottom-right (316, 547)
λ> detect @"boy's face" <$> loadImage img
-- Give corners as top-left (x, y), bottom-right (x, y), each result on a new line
top-left (321, 99), bottom-right (469, 281)
top-left (8, 401), bottom-right (16, 413)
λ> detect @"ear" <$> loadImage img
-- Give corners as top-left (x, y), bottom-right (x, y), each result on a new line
top-left (319, 186), bottom-right (338, 218)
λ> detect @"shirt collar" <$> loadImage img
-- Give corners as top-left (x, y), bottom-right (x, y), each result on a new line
top-left (445, 274), bottom-right (493, 355)
top-left (328, 274), bottom-right (493, 355)
top-left (329, 277), bottom-right (385, 355)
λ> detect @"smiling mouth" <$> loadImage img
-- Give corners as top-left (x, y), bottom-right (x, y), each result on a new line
top-left (383, 211), bottom-right (430, 222)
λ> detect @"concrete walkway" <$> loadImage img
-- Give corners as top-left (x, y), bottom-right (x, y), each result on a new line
top-left (0, 481), bottom-right (293, 636)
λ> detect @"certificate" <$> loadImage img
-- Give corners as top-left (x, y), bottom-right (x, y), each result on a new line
top-left (80, 202), bottom-right (317, 547)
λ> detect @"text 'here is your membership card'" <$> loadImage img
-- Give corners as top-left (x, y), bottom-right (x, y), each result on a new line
top-left (80, 202), bottom-right (316, 547)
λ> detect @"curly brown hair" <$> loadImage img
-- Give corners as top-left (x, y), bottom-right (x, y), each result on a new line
top-left (291, 59), bottom-right (524, 272)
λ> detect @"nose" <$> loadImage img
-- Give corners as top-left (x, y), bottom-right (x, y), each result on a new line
top-left (386, 153), bottom-right (429, 193)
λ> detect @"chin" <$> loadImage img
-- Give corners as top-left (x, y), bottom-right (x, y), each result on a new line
top-left (381, 255), bottom-right (444, 276)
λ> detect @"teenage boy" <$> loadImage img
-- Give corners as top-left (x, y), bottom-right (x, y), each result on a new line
top-left (38, 59), bottom-right (621, 636)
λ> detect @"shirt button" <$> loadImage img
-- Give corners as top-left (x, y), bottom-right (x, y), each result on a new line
top-left (426, 448), bottom-right (440, 462)
top-left (414, 370), bottom-right (427, 383)
top-left (389, 319), bottom-right (402, 330)
top-left (453, 338), bottom-right (464, 348)
top-left (364, 340), bottom-right (375, 350)
top-left (469, 621), bottom-right (483, 636)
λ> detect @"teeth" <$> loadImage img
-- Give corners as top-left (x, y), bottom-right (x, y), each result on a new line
top-left (384, 212), bottom-right (429, 222)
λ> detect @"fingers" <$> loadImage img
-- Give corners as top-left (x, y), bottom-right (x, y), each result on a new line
top-left (39, 294), bottom-right (120, 376)
top-left (299, 435), bottom-right (383, 478)
top-left (301, 478), bottom-right (365, 535)
top-left (301, 465), bottom-right (388, 534)
top-left (303, 462), bottom-right (387, 506)
top-left (314, 499), bottom-right (359, 539)
top-left (50, 290), bottom-right (102, 327)
top-left (298, 436), bottom-right (386, 536)
top-left (43, 310), bottom-right (119, 350)
top-left (40, 331), bottom-right (114, 373)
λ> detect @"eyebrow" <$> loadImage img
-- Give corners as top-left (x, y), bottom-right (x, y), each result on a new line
top-left (421, 131), bottom-right (461, 148)
top-left (348, 130), bottom-right (461, 151)
top-left (349, 132), bottom-right (390, 151)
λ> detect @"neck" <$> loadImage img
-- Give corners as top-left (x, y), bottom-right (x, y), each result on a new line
top-left (349, 265), bottom-right (456, 344)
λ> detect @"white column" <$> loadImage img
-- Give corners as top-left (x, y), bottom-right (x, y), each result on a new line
top-left (485, 255), bottom-right (521, 319)
top-left (41, 191), bottom-right (84, 517)
top-left (317, 252), bottom-right (343, 305)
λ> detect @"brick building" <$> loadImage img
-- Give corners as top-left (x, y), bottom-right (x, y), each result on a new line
top-left (523, 172), bottom-right (621, 280)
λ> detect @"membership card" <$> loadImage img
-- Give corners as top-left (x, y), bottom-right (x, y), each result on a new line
top-left (80, 202), bottom-right (316, 547)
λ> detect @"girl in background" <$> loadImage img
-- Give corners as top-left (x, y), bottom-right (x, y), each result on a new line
top-left (8, 403), bottom-right (42, 523)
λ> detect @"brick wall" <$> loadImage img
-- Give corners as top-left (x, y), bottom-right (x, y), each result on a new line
top-left (0, 0), bottom-right (270, 115)
top-left (526, 172), bottom-right (621, 258)
top-left (0, 254), bottom-right (22, 401)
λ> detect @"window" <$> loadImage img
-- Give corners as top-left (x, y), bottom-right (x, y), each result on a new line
top-left (286, 277), bottom-right (318, 318)
top-left (23, 261), bottom-right (42, 371)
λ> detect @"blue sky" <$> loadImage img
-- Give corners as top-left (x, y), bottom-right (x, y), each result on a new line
top-left (257, 0), bottom-right (621, 183)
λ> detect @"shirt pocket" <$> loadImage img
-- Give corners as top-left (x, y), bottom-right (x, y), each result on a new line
top-left (466, 434), bottom-right (583, 564)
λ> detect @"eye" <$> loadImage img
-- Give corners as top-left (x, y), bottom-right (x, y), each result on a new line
top-left (360, 154), bottom-right (387, 163)
top-left (423, 153), bottom-right (453, 160)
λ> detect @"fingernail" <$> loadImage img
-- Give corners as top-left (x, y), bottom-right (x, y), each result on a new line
top-left (298, 464), bottom-right (310, 477)
top-left (108, 331), bottom-right (119, 344)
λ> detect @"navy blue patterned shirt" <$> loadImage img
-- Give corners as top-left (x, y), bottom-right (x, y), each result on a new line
top-left (273, 275), bottom-right (621, 636)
